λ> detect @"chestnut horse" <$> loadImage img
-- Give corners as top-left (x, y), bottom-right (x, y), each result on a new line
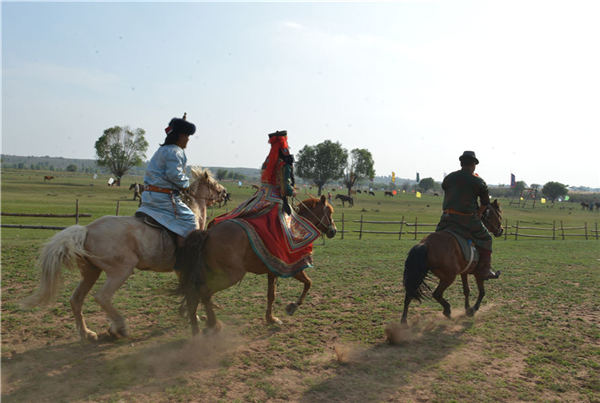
top-left (177, 195), bottom-right (337, 335)
top-left (23, 168), bottom-right (226, 341)
top-left (401, 200), bottom-right (503, 324)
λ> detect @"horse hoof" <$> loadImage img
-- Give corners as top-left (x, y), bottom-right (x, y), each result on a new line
top-left (285, 303), bottom-right (298, 315)
top-left (268, 317), bottom-right (283, 325)
top-left (82, 331), bottom-right (98, 342)
top-left (443, 311), bottom-right (452, 319)
top-left (203, 323), bottom-right (222, 336)
top-left (466, 308), bottom-right (475, 317)
top-left (108, 325), bottom-right (128, 339)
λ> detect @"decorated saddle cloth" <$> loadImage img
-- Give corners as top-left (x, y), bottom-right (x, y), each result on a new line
top-left (441, 229), bottom-right (479, 273)
top-left (210, 184), bottom-right (320, 277)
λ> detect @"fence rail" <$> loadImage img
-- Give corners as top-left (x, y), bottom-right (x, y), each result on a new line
top-left (336, 213), bottom-right (598, 241)
top-left (1, 200), bottom-right (91, 230)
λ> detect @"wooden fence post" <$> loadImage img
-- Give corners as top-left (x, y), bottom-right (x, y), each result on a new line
top-left (399, 215), bottom-right (404, 240)
top-left (359, 214), bottom-right (363, 240)
top-left (552, 220), bottom-right (556, 240)
top-left (75, 199), bottom-right (79, 224)
top-left (115, 200), bottom-right (120, 216)
top-left (560, 220), bottom-right (565, 240)
top-left (504, 219), bottom-right (508, 240)
top-left (414, 216), bottom-right (418, 240)
top-left (596, 222), bottom-right (599, 240)
top-left (341, 213), bottom-right (345, 240)
top-left (514, 220), bottom-right (519, 240)
top-left (585, 222), bottom-right (588, 240)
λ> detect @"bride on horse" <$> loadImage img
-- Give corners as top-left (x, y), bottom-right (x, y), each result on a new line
top-left (177, 130), bottom-right (337, 334)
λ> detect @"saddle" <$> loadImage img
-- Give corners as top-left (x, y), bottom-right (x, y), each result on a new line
top-left (442, 229), bottom-right (479, 273)
top-left (134, 212), bottom-right (178, 243)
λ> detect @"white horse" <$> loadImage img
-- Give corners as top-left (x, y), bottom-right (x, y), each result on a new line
top-left (23, 167), bottom-right (226, 341)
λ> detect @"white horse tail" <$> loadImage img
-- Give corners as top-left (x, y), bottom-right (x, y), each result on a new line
top-left (22, 225), bottom-right (89, 307)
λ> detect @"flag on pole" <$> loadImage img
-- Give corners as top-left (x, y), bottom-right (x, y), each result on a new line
top-left (510, 173), bottom-right (516, 188)
top-left (416, 172), bottom-right (420, 183)
top-left (392, 171), bottom-right (396, 183)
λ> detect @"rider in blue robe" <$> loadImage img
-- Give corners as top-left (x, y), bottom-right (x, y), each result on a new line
top-left (136, 114), bottom-right (197, 268)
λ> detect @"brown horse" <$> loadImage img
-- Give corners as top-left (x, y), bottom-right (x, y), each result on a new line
top-left (22, 168), bottom-right (226, 341)
top-left (401, 200), bottom-right (504, 324)
top-left (177, 195), bottom-right (337, 335)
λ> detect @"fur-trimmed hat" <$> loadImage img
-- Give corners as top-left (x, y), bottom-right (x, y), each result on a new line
top-left (165, 113), bottom-right (196, 136)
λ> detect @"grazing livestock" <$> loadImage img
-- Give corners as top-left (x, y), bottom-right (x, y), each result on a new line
top-left (335, 194), bottom-right (354, 207)
top-left (43, 176), bottom-right (54, 181)
top-left (384, 191), bottom-right (394, 197)
top-left (369, 191), bottom-right (375, 196)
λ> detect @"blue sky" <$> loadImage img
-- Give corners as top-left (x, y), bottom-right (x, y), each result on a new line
top-left (2, 1), bottom-right (599, 187)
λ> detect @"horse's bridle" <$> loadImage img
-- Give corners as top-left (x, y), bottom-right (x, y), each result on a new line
top-left (481, 204), bottom-right (503, 237)
top-left (294, 198), bottom-right (336, 234)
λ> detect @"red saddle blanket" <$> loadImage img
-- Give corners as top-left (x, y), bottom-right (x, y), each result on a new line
top-left (210, 185), bottom-right (320, 277)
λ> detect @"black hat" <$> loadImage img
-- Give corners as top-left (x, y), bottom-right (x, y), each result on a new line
top-left (459, 151), bottom-right (479, 164)
top-left (268, 130), bottom-right (287, 138)
top-left (165, 113), bottom-right (196, 136)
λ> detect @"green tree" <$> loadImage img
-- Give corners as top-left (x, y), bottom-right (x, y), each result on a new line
top-left (512, 181), bottom-right (527, 196)
top-left (66, 164), bottom-right (77, 172)
top-left (542, 181), bottom-right (568, 202)
top-left (216, 168), bottom-right (228, 181)
top-left (296, 140), bottom-right (347, 196)
top-left (95, 126), bottom-right (148, 186)
top-left (419, 177), bottom-right (435, 193)
top-left (343, 148), bottom-right (375, 196)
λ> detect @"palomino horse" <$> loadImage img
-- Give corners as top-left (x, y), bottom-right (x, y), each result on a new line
top-left (177, 195), bottom-right (337, 335)
top-left (23, 168), bottom-right (226, 341)
top-left (401, 200), bottom-right (504, 324)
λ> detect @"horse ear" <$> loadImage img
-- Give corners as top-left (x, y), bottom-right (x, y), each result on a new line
top-left (320, 194), bottom-right (327, 204)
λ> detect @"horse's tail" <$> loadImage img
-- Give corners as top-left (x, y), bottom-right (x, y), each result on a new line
top-left (403, 243), bottom-right (431, 302)
top-left (22, 225), bottom-right (88, 307)
top-left (176, 230), bottom-right (210, 309)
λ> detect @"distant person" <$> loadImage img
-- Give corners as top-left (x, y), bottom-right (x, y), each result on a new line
top-left (436, 151), bottom-right (499, 280)
top-left (327, 192), bottom-right (332, 204)
top-left (136, 113), bottom-right (197, 269)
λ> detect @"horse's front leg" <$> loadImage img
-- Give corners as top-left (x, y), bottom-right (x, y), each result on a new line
top-left (266, 273), bottom-right (282, 325)
top-left (472, 275), bottom-right (486, 313)
top-left (286, 270), bottom-right (311, 315)
top-left (461, 273), bottom-right (474, 316)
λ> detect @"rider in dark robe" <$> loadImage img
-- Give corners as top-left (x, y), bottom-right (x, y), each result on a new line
top-left (210, 130), bottom-right (320, 277)
top-left (436, 151), bottom-right (499, 280)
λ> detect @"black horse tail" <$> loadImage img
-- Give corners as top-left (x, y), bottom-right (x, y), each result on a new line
top-left (176, 230), bottom-right (210, 311)
top-left (403, 243), bottom-right (431, 302)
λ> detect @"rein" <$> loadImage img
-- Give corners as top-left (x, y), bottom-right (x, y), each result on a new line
top-left (292, 196), bottom-right (333, 233)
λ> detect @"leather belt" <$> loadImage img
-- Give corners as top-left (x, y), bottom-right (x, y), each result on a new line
top-left (443, 208), bottom-right (474, 216)
top-left (144, 185), bottom-right (174, 194)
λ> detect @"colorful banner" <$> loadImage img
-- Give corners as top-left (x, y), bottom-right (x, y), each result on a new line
top-left (510, 173), bottom-right (516, 188)
top-left (392, 171), bottom-right (396, 183)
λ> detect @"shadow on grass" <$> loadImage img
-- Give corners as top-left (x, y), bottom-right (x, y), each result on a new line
top-left (2, 325), bottom-right (241, 402)
top-left (300, 317), bottom-right (474, 402)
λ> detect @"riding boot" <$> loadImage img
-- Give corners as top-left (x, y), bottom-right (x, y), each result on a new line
top-left (475, 248), bottom-right (500, 280)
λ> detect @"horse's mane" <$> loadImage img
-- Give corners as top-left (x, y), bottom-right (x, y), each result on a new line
top-left (297, 197), bottom-right (334, 214)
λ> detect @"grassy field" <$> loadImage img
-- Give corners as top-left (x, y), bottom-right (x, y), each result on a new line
top-left (2, 170), bottom-right (599, 402)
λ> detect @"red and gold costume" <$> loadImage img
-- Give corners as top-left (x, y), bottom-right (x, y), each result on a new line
top-left (210, 131), bottom-right (320, 277)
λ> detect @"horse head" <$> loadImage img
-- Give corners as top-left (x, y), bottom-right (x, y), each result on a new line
top-left (188, 167), bottom-right (227, 207)
top-left (296, 195), bottom-right (337, 239)
top-left (481, 199), bottom-right (503, 237)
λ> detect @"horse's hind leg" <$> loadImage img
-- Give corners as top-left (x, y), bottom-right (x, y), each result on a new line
top-left (266, 273), bottom-right (283, 325)
top-left (286, 270), bottom-right (311, 315)
top-left (461, 274), bottom-right (474, 317)
top-left (71, 264), bottom-right (101, 341)
top-left (94, 269), bottom-right (133, 338)
top-left (202, 293), bottom-right (222, 334)
top-left (432, 277), bottom-right (455, 319)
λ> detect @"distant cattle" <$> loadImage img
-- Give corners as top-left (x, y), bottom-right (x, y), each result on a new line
top-left (384, 191), bottom-right (394, 197)
top-left (43, 176), bottom-right (54, 181)
top-left (108, 177), bottom-right (116, 187)
top-left (218, 191), bottom-right (231, 208)
top-left (335, 194), bottom-right (354, 207)
top-left (369, 191), bottom-right (375, 196)
top-left (357, 190), bottom-right (362, 194)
